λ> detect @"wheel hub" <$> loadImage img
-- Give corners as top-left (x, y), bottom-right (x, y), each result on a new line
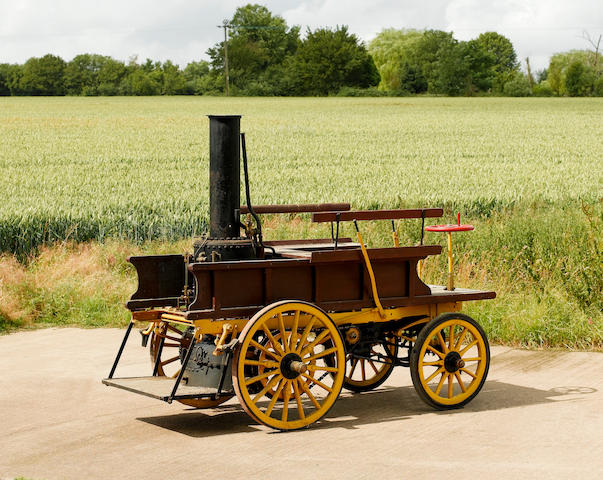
top-left (280, 352), bottom-right (306, 379)
top-left (444, 351), bottom-right (465, 373)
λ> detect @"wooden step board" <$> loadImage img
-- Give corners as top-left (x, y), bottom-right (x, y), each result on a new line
top-left (102, 377), bottom-right (231, 401)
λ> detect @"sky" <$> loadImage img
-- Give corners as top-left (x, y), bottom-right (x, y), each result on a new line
top-left (0, 0), bottom-right (601, 71)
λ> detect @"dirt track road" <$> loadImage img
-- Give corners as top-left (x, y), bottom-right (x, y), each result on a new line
top-left (1, 328), bottom-right (602, 480)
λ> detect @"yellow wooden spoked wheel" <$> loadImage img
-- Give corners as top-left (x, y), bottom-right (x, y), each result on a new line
top-left (233, 300), bottom-right (346, 430)
top-left (343, 337), bottom-right (397, 392)
top-left (149, 323), bottom-right (233, 409)
top-left (410, 313), bottom-right (490, 409)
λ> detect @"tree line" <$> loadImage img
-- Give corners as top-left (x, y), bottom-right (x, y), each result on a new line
top-left (1, 4), bottom-right (601, 97)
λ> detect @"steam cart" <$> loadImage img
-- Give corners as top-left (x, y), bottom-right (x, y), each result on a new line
top-left (103, 116), bottom-right (495, 430)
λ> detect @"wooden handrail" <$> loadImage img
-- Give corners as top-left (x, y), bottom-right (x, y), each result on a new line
top-left (312, 208), bottom-right (443, 223)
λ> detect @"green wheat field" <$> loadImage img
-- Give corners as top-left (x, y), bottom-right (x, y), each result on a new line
top-left (0, 96), bottom-right (601, 347)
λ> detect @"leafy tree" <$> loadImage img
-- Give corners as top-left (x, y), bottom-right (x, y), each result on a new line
top-left (97, 58), bottom-right (126, 95)
top-left (207, 4), bottom-right (299, 94)
top-left (183, 60), bottom-right (221, 95)
top-left (548, 50), bottom-right (601, 96)
top-left (462, 39), bottom-right (496, 92)
top-left (19, 54), bottom-right (66, 95)
top-left (161, 60), bottom-right (186, 95)
top-left (474, 32), bottom-right (518, 92)
top-left (369, 28), bottom-right (425, 91)
top-left (0, 64), bottom-right (11, 95)
top-left (288, 25), bottom-right (379, 95)
top-left (565, 60), bottom-right (595, 96)
top-left (411, 30), bottom-right (470, 95)
top-left (120, 68), bottom-right (160, 96)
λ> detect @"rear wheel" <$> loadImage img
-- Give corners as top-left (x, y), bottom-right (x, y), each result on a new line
top-left (233, 301), bottom-right (345, 430)
top-left (410, 313), bottom-right (489, 409)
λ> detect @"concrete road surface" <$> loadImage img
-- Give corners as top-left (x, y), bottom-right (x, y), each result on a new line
top-left (1, 328), bottom-right (602, 480)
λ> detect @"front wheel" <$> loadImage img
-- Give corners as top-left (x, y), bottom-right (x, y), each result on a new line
top-left (410, 313), bottom-right (489, 409)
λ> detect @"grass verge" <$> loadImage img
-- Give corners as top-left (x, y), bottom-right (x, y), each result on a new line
top-left (0, 203), bottom-right (601, 349)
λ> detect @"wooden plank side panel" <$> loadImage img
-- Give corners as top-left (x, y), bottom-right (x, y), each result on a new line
top-left (270, 266), bottom-right (313, 303)
top-left (316, 263), bottom-right (363, 302)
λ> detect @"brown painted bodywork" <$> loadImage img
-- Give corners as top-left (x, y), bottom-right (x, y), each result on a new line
top-left (127, 242), bottom-right (495, 321)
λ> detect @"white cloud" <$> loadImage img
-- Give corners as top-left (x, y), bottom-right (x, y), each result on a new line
top-left (0, 0), bottom-right (600, 71)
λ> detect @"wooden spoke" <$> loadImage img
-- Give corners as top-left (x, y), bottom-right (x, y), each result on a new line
top-left (349, 358), bottom-right (359, 377)
top-left (360, 359), bottom-right (366, 381)
top-left (304, 346), bottom-right (339, 363)
top-left (460, 367), bottom-right (477, 379)
top-left (162, 342), bottom-right (181, 348)
top-left (159, 355), bottom-right (179, 367)
top-left (261, 325), bottom-right (285, 357)
top-left (368, 360), bottom-right (379, 374)
top-left (459, 339), bottom-right (478, 356)
top-left (454, 327), bottom-right (468, 351)
top-left (425, 366), bottom-right (445, 383)
top-left (449, 325), bottom-right (455, 350)
top-left (426, 344), bottom-right (445, 359)
top-left (300, 329), bottom-right (331, 357)
top-left (166, 324), bottom-right (185, 335)
top-left (455, 372), bottom-right (466, 393)
top-left (462, 357), bottom-right (483, 362)
top-left (437, 331), bottom-right (449, 353)
top-left (277, 313), bottom-right (288, 352)
top-left (299, 379), bottom-right (321, 410)
top-left (289, 310), bottom-right (300, 351)
top-left (423, 360), bottom-right (444, 367)
top-left (245, 368), bottom-right (279, 386)
top-left (434, 372), bottom-right (447, 395)
top-left (249, 339), bottom-right (281, 361)
top-left (447, 374), bottom-right (453, 399)
top-left (253, 374), bottom-right (282, 403)
top-left (292, 380), bottom-right (305, 419)
top-left (302, 373), bottom-right (332, 393)
top-left (306, 365), bottom-right (338, 373)
top-left (243, 359), bottom-right (279, 368)
top-left (282, 382), bottom-right (291, 422)
top-left (295, 317), bottom-right (316, 354)
top-left (265, 378), bottom-right (287, 416)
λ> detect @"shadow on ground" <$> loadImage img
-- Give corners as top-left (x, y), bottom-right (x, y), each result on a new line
top-left (137, 380), bottom-right (596, 437)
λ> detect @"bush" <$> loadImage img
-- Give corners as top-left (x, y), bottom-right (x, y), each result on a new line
top-left (595, 76), bottom-right (603, 97)
top-left (335, 86), bottom-right (407, 97)
top-left (503, 73), bottom-right (531, 97)
top-left (533, 81), bottom-right (554, 97)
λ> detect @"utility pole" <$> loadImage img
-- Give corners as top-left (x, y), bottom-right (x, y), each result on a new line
top-left (218, 20), bottom-right (230, 96)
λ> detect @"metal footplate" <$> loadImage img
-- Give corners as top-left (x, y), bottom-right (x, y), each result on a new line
top-left (102, 376), bottom-right (232, 403)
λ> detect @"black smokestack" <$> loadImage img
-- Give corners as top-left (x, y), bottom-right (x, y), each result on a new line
top-left (208, 115), bottom-right (241, 238)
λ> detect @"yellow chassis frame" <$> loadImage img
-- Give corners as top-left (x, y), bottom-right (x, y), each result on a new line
top-left (132, 301), bottom-right (462, 337)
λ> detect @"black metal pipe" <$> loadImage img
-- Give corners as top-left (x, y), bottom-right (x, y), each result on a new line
top-left (108, 321), bottom-right (134, 379)
top-left (208, 115), bottom-right (241, 239)
top-left (168, 335), bottom-right (197, 403)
